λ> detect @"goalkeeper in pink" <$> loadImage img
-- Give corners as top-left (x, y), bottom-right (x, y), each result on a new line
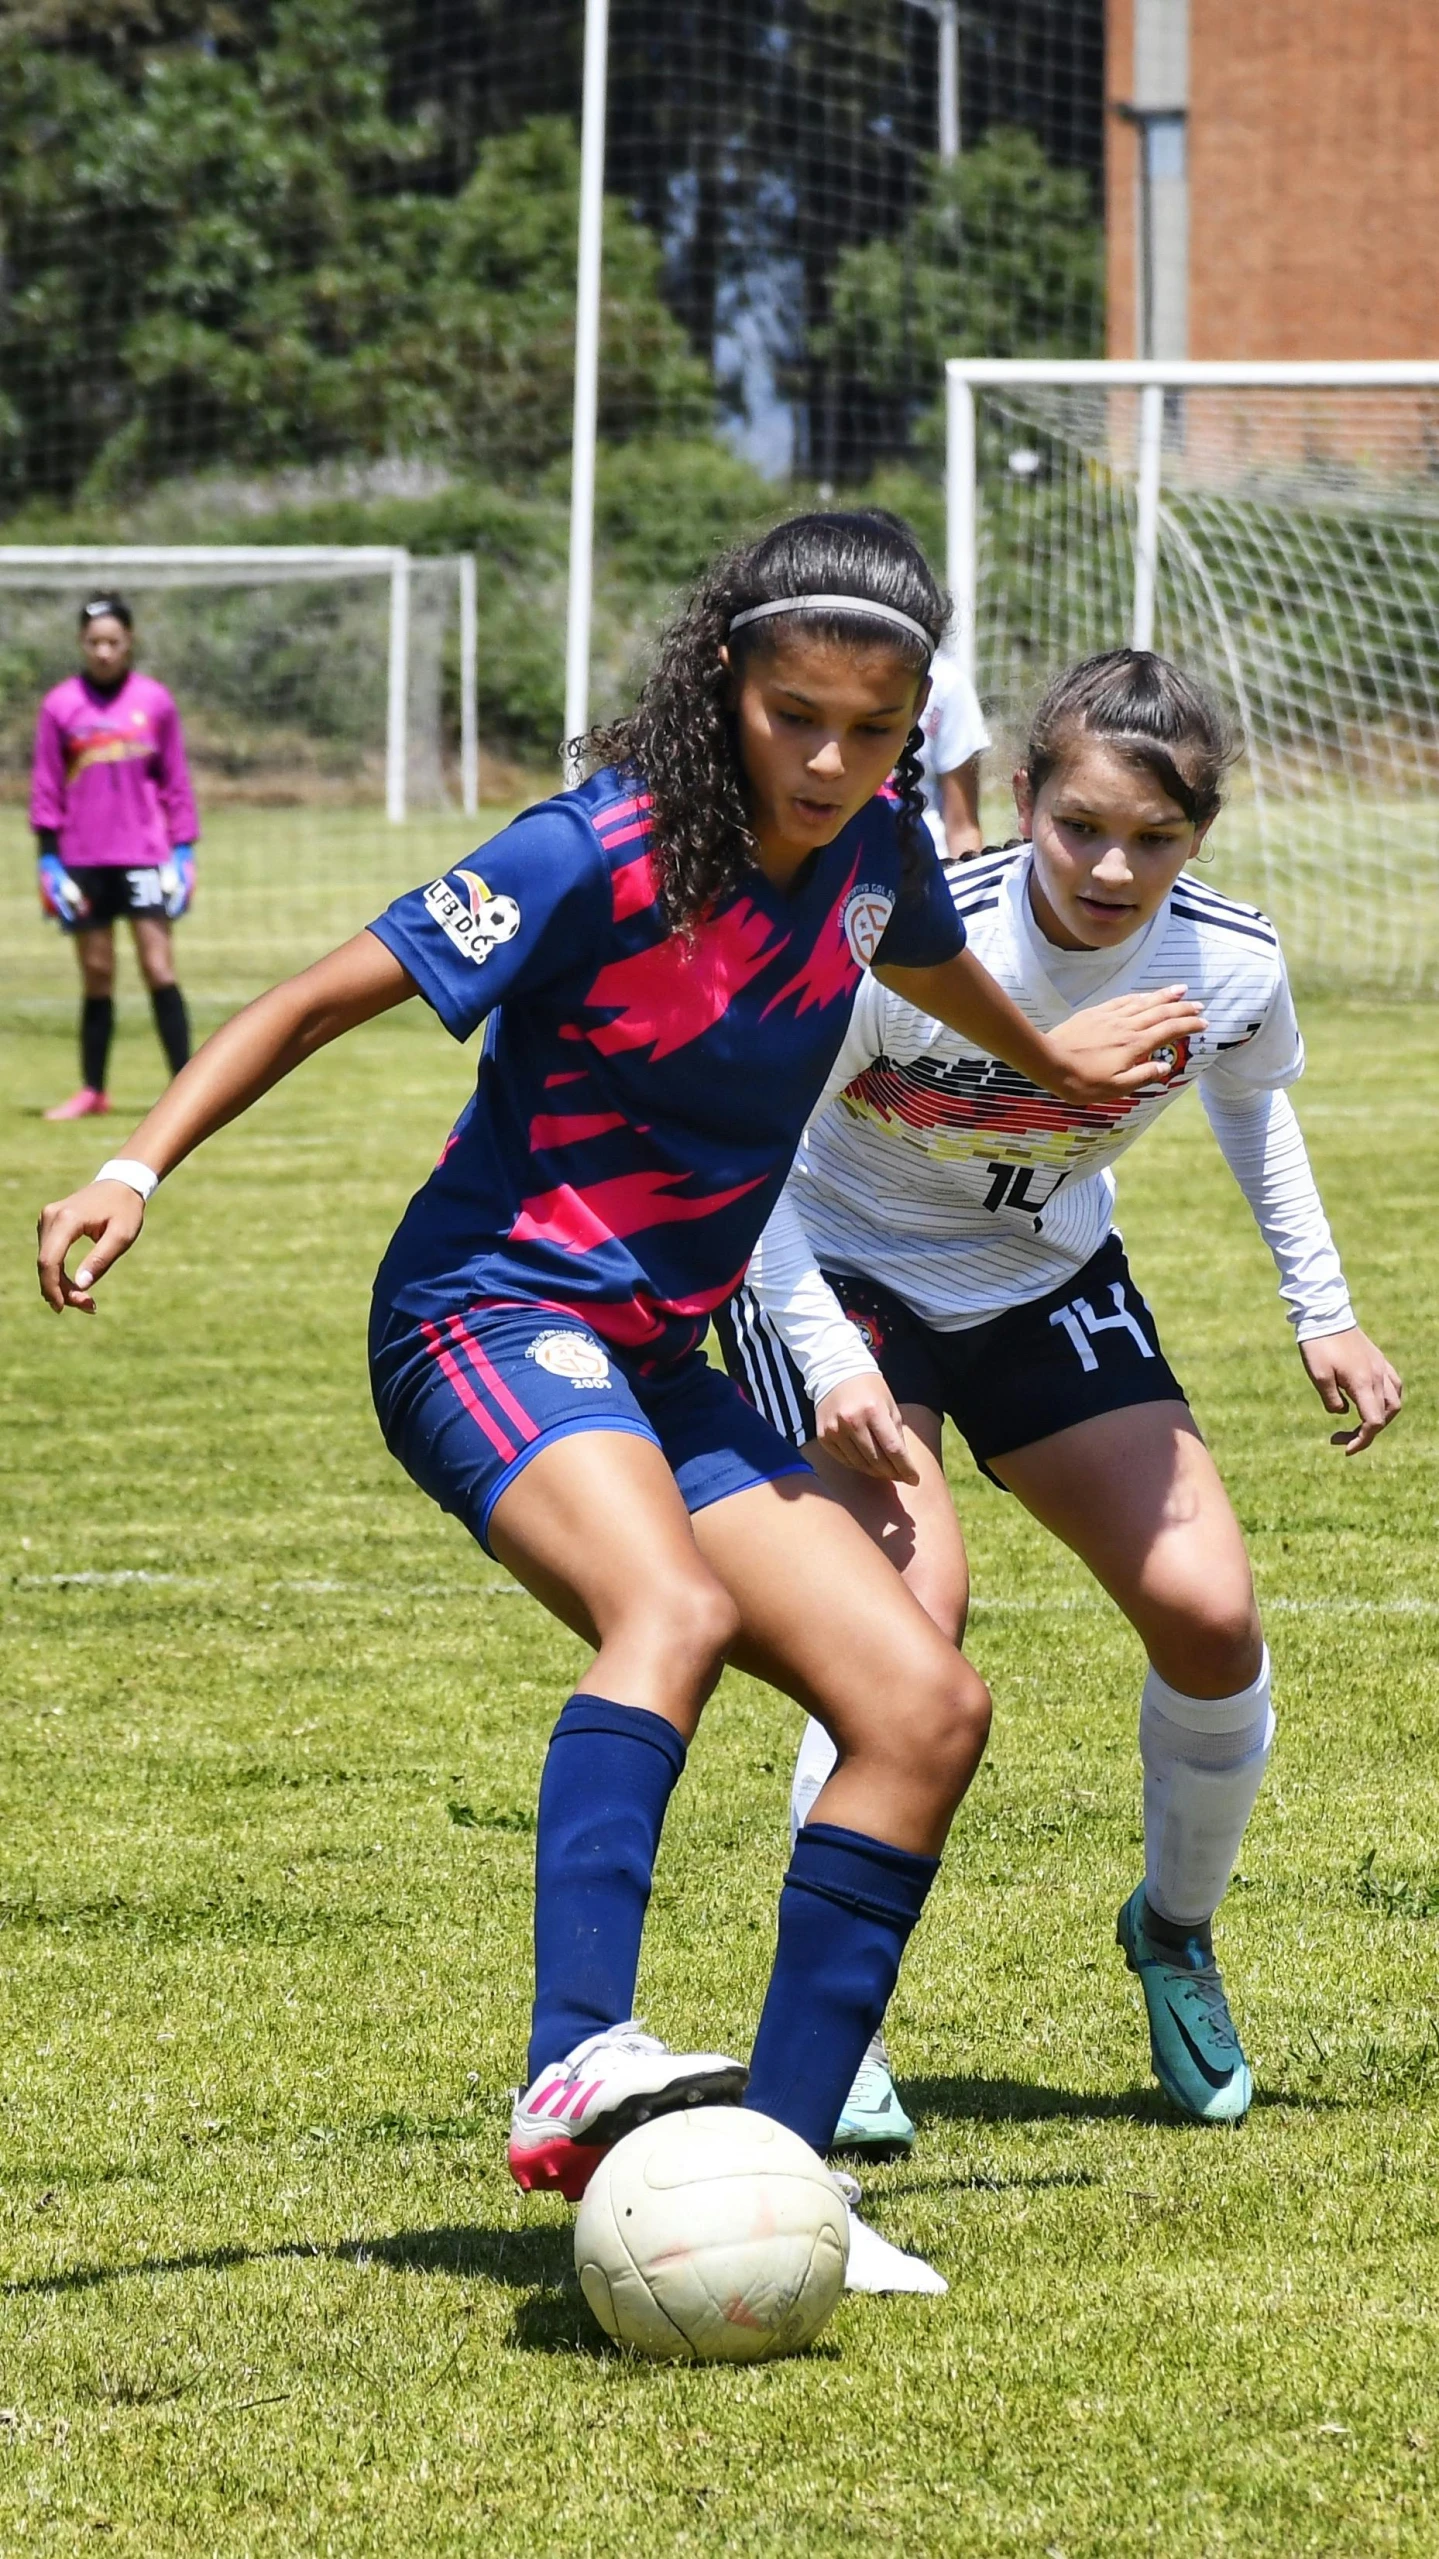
top-left (32, 593), bottom-right (199, 1121)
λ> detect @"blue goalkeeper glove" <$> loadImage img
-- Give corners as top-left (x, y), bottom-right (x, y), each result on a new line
top-left (37, 848), bottom-right (90, 926)
top-left (157, 845), bottom-right (195, 920)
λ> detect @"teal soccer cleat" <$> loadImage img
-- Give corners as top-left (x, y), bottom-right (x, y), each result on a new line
top-left (1117, 1885), bottom-right (1253, 2123)
top-left (831, 2032), bottom-right (917, 2159)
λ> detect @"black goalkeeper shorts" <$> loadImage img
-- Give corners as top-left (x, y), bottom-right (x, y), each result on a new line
top-left (714, 1233), bottom-right (1188, 1487)
top-left (62, 865), bottom-right (170, 928)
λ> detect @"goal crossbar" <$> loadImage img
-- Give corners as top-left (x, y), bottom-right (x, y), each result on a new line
top-left (0, 544), bottom-right (479, 821)
top-left (944, 358), bottom-right (1439, 679)
top-left (946, 360), bottom-right (1439, 391)
top-left (939, 356), bottom-right (1439, 997)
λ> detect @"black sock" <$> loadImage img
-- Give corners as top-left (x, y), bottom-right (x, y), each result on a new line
top-left (1142, 1894), bottom-right (1214, 1958)
top-left (81, 995), bottom-right (114, 1093)
top-left (151, 983), bottom-right (190, 1076)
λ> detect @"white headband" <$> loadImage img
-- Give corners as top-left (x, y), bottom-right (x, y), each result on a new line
top-left (727, 593), bottom-right (936, 651)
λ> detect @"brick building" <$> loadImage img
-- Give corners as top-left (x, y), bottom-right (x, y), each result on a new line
top-left (1106, 0), bottom-right (1439, 359)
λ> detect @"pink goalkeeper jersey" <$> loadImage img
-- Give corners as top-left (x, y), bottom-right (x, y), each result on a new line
top-left (30, 671), bottom-right (199, 869)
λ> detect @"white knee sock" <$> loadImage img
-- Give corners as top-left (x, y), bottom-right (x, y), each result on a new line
top-left (790, 1715), bottom-right (839, 1848)
top-left (1140, 1649), bottom-right (1274, 1929)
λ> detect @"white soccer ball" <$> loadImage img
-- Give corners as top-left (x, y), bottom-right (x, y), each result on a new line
top-left (574, 2105), bottom-right (849, 2362)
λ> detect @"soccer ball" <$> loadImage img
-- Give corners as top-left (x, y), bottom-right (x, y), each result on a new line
top-left (574, 2106), bottom-right (849, 2362)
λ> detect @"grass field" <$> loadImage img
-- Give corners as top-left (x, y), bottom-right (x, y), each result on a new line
top-left (0, 806), bottom-right (500, 1015)
top-left (2, 836), bottom-right (1437, 2552)
top-left (5, 785), bottom-right (1438, 1007)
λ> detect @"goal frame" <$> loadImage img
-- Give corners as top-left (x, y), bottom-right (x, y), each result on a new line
top-left (0, 544), bottom-right (480, 823)
top-left (943, 357), bottom-right (1439, 688)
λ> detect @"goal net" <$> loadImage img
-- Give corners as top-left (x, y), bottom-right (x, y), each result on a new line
top-left (0, 548), bottom-right (480, 1008)
top-left (946, 361), bottom-right (1439, 996)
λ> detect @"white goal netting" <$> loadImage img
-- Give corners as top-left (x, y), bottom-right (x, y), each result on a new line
top-left (950, 368), bottom-right (1439, 996)
top-left (1, 551), bottom-right (484, 1009)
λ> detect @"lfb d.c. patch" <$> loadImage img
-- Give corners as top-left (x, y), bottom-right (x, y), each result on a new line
top-left (422, 867), bottom-right (521, 966)
top-left (525, 1329), bottom-right (612, 1389)
top-left (841, 883), bottom-right (897, 969)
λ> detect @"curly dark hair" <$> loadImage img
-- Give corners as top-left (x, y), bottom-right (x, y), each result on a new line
top-left (586, 509), bottom-right (949, 930)
top-left (1024, 648), bottom-right (1235, 826)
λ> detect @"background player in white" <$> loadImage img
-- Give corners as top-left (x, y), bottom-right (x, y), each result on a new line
top-left (917, 647), bottom-right (989, 860)
top-left (718, 649), bottom-right (1402, 2148)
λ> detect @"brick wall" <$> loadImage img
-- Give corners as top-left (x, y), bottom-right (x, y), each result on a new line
top-left (1106, 0), bottom-right (1439, 358)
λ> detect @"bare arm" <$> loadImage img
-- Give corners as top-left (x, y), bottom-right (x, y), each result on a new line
top-left (37, 930), bottom-right (416, 1313)
top-left (938, 759), bottom-right (984, 860)
top-left (876, 945), bottom-right (1206, 1106)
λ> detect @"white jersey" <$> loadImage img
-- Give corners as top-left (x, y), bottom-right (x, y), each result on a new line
top-left (917, 654), bottom-right (989, 814)
top-left (759, 844), bottom-right (1353, 1357)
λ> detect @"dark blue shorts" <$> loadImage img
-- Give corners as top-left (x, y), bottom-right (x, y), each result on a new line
top-left (716, 1234), bottom-right (1187, 1488)
top-left (370, 1299), bottom-right (811, 1556)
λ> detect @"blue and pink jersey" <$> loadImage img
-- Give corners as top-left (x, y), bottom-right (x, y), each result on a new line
top-left (369, 767), bottom-right (965, 1368)
top-left (31, 671), bottom-right (199, 869)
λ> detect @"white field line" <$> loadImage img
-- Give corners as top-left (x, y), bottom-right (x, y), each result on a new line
top-left (970, 1594), bottom-right (1439, 1617)
top-left (11, 1570), bottom-right (524, 1595)
top-left (13, 1576), bottom-right (1434, 1617)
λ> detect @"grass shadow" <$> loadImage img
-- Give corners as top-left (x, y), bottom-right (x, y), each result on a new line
top-left (509, 2290), bottom-right (846, 2363)
top-left (905, 2072), bottom-right (1344, 2129)
top-left (5, 2220), bottom-right (853, 2365)
top-left (5, 2221), bottom-right (571, 2304)
top-left (906, 2073), bottom-right (1172, 2129)
top-left (509, 2284), bottom-right (615, 2358)
top-left (361, 2223), bottom-right (570, 2288)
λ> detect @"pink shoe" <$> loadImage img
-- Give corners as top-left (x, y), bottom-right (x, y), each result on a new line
top-left (508, 2022), bottom-right (748, 2200)
top-left (43, 1087), bottom-right (111, 1122)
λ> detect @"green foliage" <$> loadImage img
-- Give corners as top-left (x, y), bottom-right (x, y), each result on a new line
top-left (1163, 493), bottom-right (1439, 744)
top-left (401, 121), bottom-right (712, 479)
top-left (820, 129), bottom-right (1104, 393)
top-left (0, 436), bottom-right (785, 761)
top-left (0, 4), bottom-right (708, 501)
top-left (585, 437), bottom-right (786, 591)
top-left (853, 465), bottom-right (948, 570)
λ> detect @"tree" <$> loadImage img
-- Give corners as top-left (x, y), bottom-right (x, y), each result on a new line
top-left (816, 128), bottom-right (1103, 449)
top-left (0, 4), bottom-right (709, 501)
top-left (402, 121), bottom-right (712, 478)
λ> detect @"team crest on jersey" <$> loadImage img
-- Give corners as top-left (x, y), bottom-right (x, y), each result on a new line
top-left (845, 1307), bottom-right (886, 1357)
top-left (526, 1330), bottom-right (611, 1388)
top-left (1149, 1034), bottom-right (1194, 1080)
top-left (841, 883), bottom-right (897, 968)
top-left (423, 869), bottom-right (521, 966)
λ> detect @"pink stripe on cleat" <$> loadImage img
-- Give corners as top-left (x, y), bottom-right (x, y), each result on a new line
top-left (508, 2135), bottom-right (607, 2200)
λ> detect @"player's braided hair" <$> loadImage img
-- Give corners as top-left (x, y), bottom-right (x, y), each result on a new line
top-left (586, 509), bottom-right (948, 931)
top-left (1024, 648), bottom-right (1234, 826)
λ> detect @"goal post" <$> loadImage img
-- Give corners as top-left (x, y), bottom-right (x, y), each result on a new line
top-left (944, 359), bottom-right (1439, 995)
top-left (0, 544), bottom-right (490, 1004)
top-left (0, 544), bottom-right (481, 825)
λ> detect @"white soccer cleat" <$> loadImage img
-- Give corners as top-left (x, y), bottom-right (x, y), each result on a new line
top-left (832, 2172), bottom-right (948, 2295)
top-left (507, 2020), bottom-right (748, 2201)
top-left (831, 2029), bottom-right (918, 2158)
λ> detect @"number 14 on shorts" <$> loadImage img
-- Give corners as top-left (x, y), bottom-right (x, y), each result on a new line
top-left (1049, 1283), bottom-right (1155, 1374)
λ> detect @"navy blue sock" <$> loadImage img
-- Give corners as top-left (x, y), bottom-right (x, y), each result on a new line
top-left (527, 1692), bottom-right (687, 2084)
top-left (744, 1822), bottom-right (939, 2153)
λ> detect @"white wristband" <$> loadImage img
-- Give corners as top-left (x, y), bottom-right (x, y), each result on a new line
top-left (95, 1157), bottom-right (160, 1203)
